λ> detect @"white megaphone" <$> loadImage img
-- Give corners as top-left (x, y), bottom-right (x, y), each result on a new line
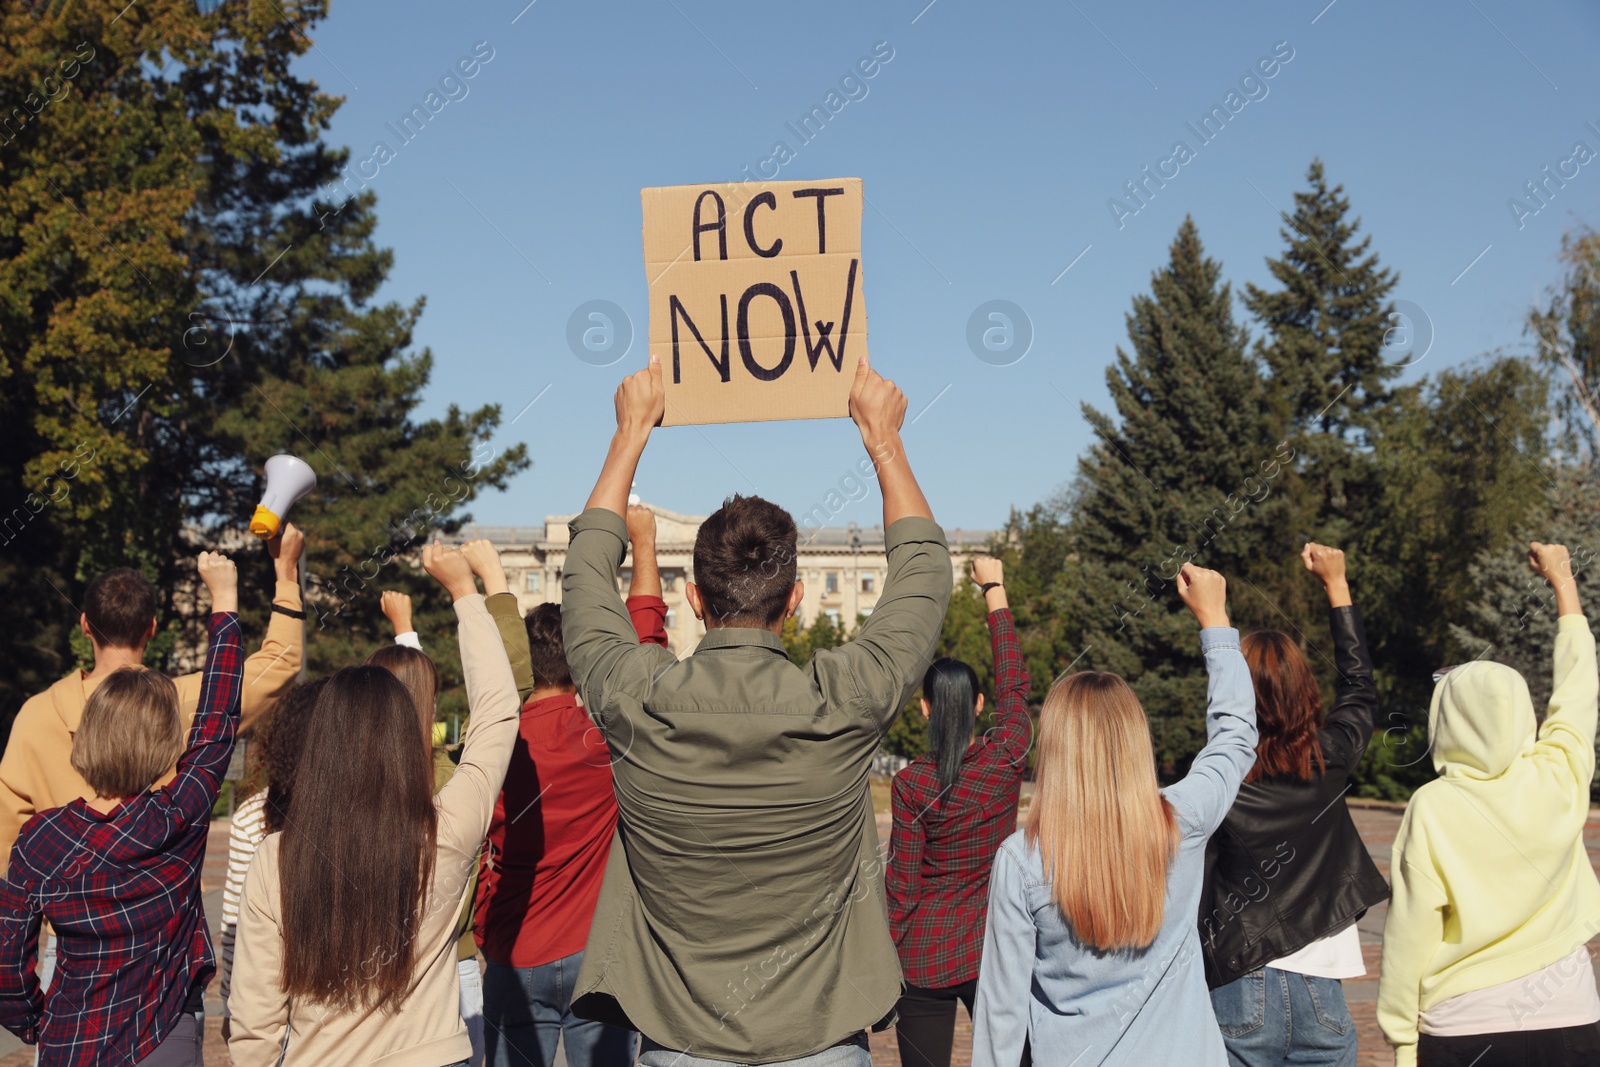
top-left (250, 455), bottom-right (318, 539)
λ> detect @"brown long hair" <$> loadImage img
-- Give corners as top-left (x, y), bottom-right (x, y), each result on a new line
top-left (364, 645), bottom-right (439, 751)
top-left (1240, 630), bottom-right (1326, 783)
top-left (279, 666), bottom-right (438, 1014)
top-left (1026, 672), bottom-right (1178, 952)
top-left (250, 678), bottom-right (326, 834)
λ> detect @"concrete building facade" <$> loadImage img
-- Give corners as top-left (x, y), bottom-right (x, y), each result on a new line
top-left (450, 502), bottom-right (997, 654)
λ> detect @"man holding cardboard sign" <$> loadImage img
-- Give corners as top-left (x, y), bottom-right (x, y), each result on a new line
top-left (642, 178), bottom-right (867, 426)
top-left (560, 351), bottom-right (951, 1066)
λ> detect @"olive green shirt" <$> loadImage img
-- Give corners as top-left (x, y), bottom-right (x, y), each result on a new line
top-left (561, 507), bottom-right (953, 1063)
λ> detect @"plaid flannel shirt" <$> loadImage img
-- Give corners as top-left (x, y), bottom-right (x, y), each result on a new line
top-left (0, 613), bottom-right (243, 1067)
top-left (886, 607), bottom-right (1032, 988)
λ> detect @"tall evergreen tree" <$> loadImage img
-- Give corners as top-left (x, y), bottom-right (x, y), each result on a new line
top-left (0, 1), bottom-right (528, 732)
top-left (1240, 160), bottom-right (1400, 628)
top-left (1244, 162), bottom-right (1398, 518)
top-left (1065, 218), bottom-right (1271, 771)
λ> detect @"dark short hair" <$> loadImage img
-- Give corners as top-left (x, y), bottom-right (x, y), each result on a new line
top-left (524, 603), bottom-right (572, 690)
top-left (692, 495), bottom-right (798, 626)
top-left (83, 568), bottom-right (158, 650)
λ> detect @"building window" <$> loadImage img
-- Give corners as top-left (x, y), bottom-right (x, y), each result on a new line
top-left (525, 572), bottom-right (542, 594)
top-left (662, 571), bottom-right (678, 592)
top-left (825, 572), bottom-right (839, 594)
top-left (860, 573), bottom-right (875, 593)
top-left (860, 607), bottom-right (873, 618)
top-left (825, 609), bottom-right (841, 627)
top-left (665, 608), bottom-right (677, 629)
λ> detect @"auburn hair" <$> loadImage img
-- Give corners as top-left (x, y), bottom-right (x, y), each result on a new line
top-left (1026, 671), bottom-right (1178, 952)
top-left (1240, 630), bottom-right (1326, 783)
top-left (279, 666), bottom-right (437, 1014)
top-left (365, 645), bottom-right (440, 752)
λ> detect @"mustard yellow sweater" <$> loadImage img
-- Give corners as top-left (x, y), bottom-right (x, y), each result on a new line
top-left (1379, 613), bottom-right (1600, 1066)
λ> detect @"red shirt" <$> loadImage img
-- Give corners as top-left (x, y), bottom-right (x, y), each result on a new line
top-left (885, 608), bottom-right (1032, 988)
top-left (473, 596), bottom-right (667, 968)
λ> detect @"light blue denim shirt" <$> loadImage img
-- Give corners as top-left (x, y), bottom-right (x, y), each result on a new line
top-left (971, 627), bottom-right (1257, 1067)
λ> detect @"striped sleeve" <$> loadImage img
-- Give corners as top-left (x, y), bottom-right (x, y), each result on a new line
top-left (219, 792), bottom-right (269, 1015)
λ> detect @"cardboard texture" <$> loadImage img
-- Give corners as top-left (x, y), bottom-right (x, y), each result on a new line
top-left (642, 178), bottom-right (867, 426)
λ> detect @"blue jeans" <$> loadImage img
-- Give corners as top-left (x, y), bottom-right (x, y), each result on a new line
top-left (638, 1032), bottom-right (870, 1067)
top-left (1210, 967), bottom-right (1357, 1067)
top-left (483, 951), bottom-right (636, 1067)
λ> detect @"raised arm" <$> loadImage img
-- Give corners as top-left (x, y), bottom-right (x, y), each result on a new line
top-left (1527, 542), bottom-right (1598, 787)
top-left (239, 524), bottom-right (305, 732)
top-left (1161, 564), bottom-right (1258, 836)
top-left (167, 552), bottom-right (245, 829)
top-left (381, 590), bottom-right (422, 650)
top-left (884, 774), bottom-right (926, 945)
top-left (1303, 543), bottom-right (1377, 766)
top-left (461, 540), bottom-right (537, 701)
top-left (815, 367), bottom-right (952, 721)
top-left (583, 356), bottom-right (664, 519)
top-left (423, 543), bottom-right (522, 853)
top-left (849, 354), bottom-right (932, 525)
top-left (975, 558), bottom-right (1032, 766)
top-left (625, 505), bottom-right (670, 648)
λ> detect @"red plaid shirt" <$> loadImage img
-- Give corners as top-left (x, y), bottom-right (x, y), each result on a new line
top-left (886, 608), bottom-right (1031, 988)
top-left (0, 613), bottom-right (242, 1066)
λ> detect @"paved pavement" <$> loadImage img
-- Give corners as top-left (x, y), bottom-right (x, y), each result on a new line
top-left (2, 803), bottom-right (1597, 1066)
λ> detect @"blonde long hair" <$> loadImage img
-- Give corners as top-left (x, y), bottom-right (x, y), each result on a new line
top-left (1025, 671), bottom-right (1178, 952)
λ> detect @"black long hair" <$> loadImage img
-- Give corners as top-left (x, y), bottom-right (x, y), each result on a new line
top-left (923, 657), bottom-right (979, 797)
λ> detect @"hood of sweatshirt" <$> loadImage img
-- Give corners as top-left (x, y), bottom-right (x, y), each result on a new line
top-left (1428, 660), bottom-right (1537, 779)
top-left (49, 671), bottom-right (92, 736)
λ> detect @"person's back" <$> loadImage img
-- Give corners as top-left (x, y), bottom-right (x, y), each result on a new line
top-left (0, 551), bottom-right (244, 1067)
top-left (1201, 544), bottom-right (1389, 1065)
top-left (0, 531), bottom-right (305, 875)
top-left (886, 559), bottom-right (1030, 1067)
top-left (972, 564), bottom-right (1257, 1067)
top-left (1379, 542), bottom-right (1600, 1067)
top-left (561, 355), bottom-right (952, 1066)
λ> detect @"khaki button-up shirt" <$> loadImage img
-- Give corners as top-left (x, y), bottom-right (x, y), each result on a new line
top-left (561, 507), bottom-right (953, 1062)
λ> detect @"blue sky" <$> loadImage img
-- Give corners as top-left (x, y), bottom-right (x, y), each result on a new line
top-left (299, 0), bottom-right (1600, 531)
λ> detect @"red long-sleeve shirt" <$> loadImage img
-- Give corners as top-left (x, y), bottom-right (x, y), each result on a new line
top-left (473, 596), bottom-right (668, 968)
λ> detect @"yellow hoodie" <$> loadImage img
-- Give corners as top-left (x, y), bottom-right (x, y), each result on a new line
top-left (1378, 614), bottom-right (1600, 1066)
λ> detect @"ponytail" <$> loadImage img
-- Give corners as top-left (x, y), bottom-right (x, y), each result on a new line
top-left (922, 657), bottom-right (979, 798)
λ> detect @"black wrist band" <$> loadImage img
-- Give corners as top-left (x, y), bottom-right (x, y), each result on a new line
top-left (979, 582), bottom-right (1003, 595)
top-left (271, 604), bottom-right (307, 620)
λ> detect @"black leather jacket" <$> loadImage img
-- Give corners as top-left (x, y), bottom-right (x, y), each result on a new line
top-left (1199, 604), bottom-right (1391, 989)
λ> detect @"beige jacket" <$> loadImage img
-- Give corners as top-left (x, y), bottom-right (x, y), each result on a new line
top-left (227, 593), bottom-right (521, 1067)
top-left (0, 579), bottom-right (305, 870)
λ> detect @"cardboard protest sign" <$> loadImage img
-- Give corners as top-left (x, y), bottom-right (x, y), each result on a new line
top-left (642, 178), bottom-right (867, 426)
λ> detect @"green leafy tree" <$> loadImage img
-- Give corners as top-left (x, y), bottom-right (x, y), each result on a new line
top-left (1451, 469), bottom-right (1600, 799)
top-left (1349, 357), bottom-right (1550, 797)
top-left (1065, 218), bottom-right (1272, 771)
top-left (0, 1), bottom-right (527, 736)
top-left (1529, 227), bottom-right (1600, 456)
